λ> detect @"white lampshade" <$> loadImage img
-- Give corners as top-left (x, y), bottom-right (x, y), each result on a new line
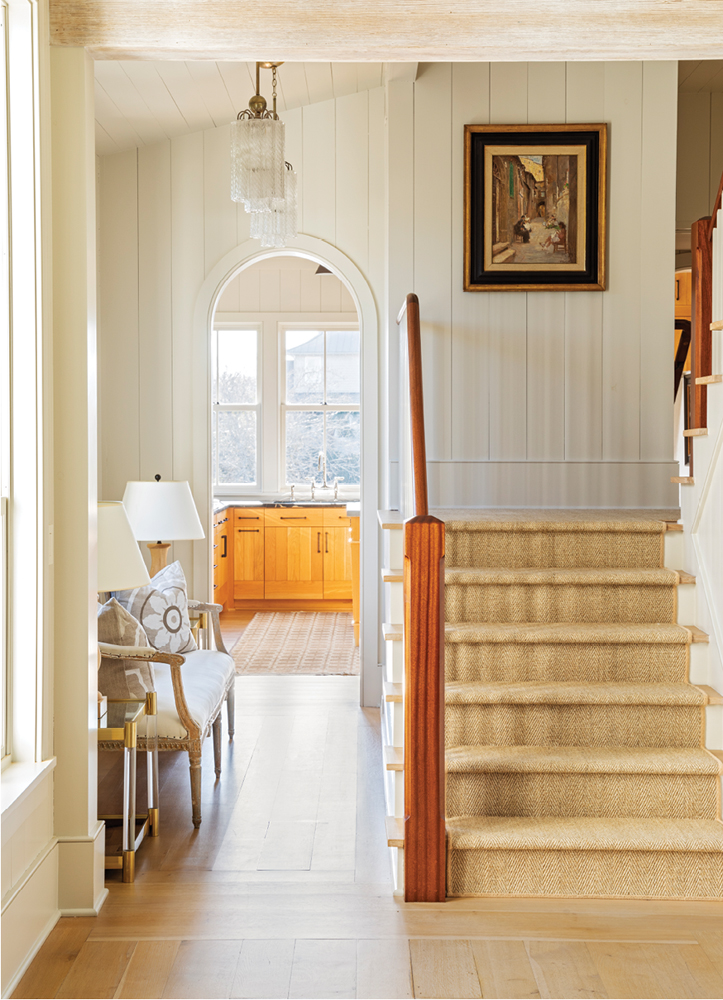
top-left (122, 480), bottom-right (205, 543)
top-left (97, 502), bottom-right (152, 592)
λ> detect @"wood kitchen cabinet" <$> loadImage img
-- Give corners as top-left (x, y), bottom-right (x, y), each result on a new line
top-left (233, 509), bottom-right (265, 600)
top-left (322, 509), bottom-right (353, 600)
top-left (216, 505), bottom-right (355, 610)
top-left (212, 511), bottom-right (232, 609)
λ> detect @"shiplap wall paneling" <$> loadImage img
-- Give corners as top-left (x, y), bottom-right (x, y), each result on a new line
top-left (488, 63), bottom-right (528, 462)
top-left (171, 130), bottom-right (205, 580)
top-left (302, 99), bottom-right (336, 241)
top-left (525, 64), bottom-right (566, 462)
top-left (677, 93), bottom-right (714, 231)
top-left (284, 107), bottom-right (303, 234)
top-left (385, 79), bottom-right (414, 508)
top-left (99, 149), bottom-right (139, 502)
top-left (451, 62), bottom-right (491, 461)
top-left (640, 62), bottom-right (677, 461)
top-left (564, 62), bottom-right (605, 462)
top-left (138, 141), bottom-right (173, 485)
top-left (602, 62), bottom-right (643, 462)
top-left (336, 91), bottom-right (369, 276)
top-left (414, 63), bottom-right (452, 461)
top-left (204, 124), bottom-right (237, 277)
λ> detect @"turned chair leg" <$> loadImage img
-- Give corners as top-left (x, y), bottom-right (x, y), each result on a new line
top-left (212, 715), bottom-right (222, 777)
top-left (189, 747), bottom-right (202, 828)
top-left (226, 685), bottom-right (235, 739)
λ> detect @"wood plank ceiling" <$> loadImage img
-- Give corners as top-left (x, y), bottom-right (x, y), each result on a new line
top-left (94, 61), bottom-right (384, 155)
top-left (52, 0), bottom-right (723, 62)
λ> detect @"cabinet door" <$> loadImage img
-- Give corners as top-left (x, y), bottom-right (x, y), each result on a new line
top-left (234, 521), bottom-right (265, 600)
top-left (264, 525), bottom-right (324, 600)
top-left (323, 525), bottom-right (353, 600)
top-left (219, 522), bottom-right (232, 606)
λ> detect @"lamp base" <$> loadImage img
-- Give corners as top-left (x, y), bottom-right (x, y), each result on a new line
top-left (147, 542), bottom-right (171, 579)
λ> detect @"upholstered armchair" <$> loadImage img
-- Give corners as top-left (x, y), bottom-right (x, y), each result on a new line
top-left (98, 601), bottom-right (235, 828)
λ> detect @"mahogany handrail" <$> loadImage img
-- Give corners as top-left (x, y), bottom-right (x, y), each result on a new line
top-left (397, 292), bottom-right (446, 903)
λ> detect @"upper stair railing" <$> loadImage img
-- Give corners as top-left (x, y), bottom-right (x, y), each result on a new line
top-left (397, 293), bottom-right (446, 902)
top-left (690, 169), bottom-right (723, 439)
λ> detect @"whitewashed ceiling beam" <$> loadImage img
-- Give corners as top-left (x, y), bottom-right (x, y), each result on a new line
top-left (52, 2), bottom-right (723, 60)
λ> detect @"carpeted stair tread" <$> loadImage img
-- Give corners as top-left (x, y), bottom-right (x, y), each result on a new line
top-left (447, 816), bottom-right (723, 852)
top-left (445, 519), bottom-right (668, 533)
top-left (446, 745), bottom-right (723, 775)
top-left (444, 622), bottom-right (693, 644)
top-left (445, 567), bottom-right (681, 585)
top-left (445, 680), bottom-right (708, 707)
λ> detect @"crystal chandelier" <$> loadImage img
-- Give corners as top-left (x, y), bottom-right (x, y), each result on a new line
top-left (250, 163), bottom-right (298, 248)
top-left (231, 62), bottom-right (298, 247)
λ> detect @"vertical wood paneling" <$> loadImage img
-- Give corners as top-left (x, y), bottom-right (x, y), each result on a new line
top-left (279, 269), bottom-right (301, 311)
top-left (170, 131), bottom-right (204, 575)
top-left (602, 62), bottom-right (643, 461)
top-left (336, 91), bottom-right (369, 276)
top-left (451, 63), bottom-right (490, 460)
top-left (99, 149), bottom-right (139, 500)
top-left (414, 63), bottom-right (453, 460)
top-left (386, 79), bottom-right (415, 506)
top-left (528, 62), bottom-right (566, 122)
top-left (300, 270), bottom-right (321, 311)
top-left (489, 64), bottom-right (528, 460)
top-left (640, 62), bottom-right (677, 461)
top-left (138, 141), bottom-right (173, 482)
top-left (526, 64), bottom-right (567, 461)
top-left (302, 99), bottom-right (335, 240)
top-left (238, 268), bottom-right (261, 311)
top-left (564, 62), bottom-right (605, 461)
top-left (284, 107), bottom-right (303, 233)
top-left (259, 270), bottom-right (280, 312)
top-left (203, 123), bottom-right (236, 276)
top-left (677, 93), bottom-right (711, 230)
top-left (527, 293), bottom-right (565, 460)
top-left (367, 87), bottom-right (385, 314)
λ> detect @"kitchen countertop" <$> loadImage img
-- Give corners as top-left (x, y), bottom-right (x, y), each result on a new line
top-left (213, 498), bottom-right (359, 514)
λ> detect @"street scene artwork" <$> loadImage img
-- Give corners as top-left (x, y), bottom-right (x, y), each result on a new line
top-left (464, 124), bottom-right (607, 291)
top-left (485, 147), bottom-right (586, 271)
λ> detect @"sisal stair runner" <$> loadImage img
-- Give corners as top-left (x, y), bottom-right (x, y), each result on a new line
top-left (443, 518), bottom-right (723, 898)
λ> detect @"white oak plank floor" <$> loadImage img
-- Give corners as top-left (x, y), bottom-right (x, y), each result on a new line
top-left (14, 676), bottom-right (723, 999)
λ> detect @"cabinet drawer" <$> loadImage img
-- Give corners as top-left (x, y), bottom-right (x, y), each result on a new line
top-left (233, 509), bottom-right (265, 526)
top-left (322, 508), bottom-right (352, 527)
top-left (264, 508), bottom-right (325, 528)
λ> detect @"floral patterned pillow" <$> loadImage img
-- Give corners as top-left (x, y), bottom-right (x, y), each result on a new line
top-left (97, 597), bottom-right (155, 698)
top-left (115, 560), bottom-right (197, 655)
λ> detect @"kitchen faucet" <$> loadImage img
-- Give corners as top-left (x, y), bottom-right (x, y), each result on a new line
top-left (318, 451), bottom-right (329, 489)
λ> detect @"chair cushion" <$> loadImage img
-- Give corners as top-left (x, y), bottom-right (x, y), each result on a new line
top-left (115, 560), bottom-right (197, 655)
top-left (97, 597), bottom-right (155, 698)
top-left (139, 648), bottom-right (235, 740)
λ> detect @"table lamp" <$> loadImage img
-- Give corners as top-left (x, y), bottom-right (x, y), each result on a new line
top-left (122, 476), bottom-right (205, 578)
top-left (97, 501), bottom-right (152, 595)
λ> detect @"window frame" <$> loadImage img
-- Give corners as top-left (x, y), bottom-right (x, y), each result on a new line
top-left (279, 321), bottom-right (360, 495)
top-left (212, 321), bottom-right (262, 495)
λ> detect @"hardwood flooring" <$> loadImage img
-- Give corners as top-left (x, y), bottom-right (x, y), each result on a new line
top-left (14, 676), bottom-right (723, 999)
top-left (218, 609), bottom-right (256, 653)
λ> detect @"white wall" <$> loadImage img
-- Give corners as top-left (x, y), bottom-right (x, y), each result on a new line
top-left (386, 62), bottom-right (679, 509)
top-left (98, 88), bottom-right (385, 587)
top-left (99, 62), bottom-right (682, 553)
top-left (677, 91), bottom-right (723, 233)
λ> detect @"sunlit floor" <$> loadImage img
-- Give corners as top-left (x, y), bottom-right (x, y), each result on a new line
top-left (13, 675), bottom-right (723, 999)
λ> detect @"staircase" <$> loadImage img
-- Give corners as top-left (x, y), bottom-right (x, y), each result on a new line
top-left (382, 511), bottom-right (723, 899)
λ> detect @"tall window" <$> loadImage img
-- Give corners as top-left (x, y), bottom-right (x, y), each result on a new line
top-left (212, 326), bottom-right (260, 491)
top-left (282, 327), bottom-right (360, 490)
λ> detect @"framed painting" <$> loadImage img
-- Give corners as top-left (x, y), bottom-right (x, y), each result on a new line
top-left (464, 123), bottom-right (607, 292)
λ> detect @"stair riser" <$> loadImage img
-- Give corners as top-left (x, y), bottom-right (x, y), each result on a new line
top-left (446, 583), bottom-right (676, 624)
top-left (445, 704), bottom-right (704, 749)
top-left (445, 642), bottom-right (688, 683)
top-left (447, 772), bottom-right (720, 820)
top-left (446, 531), bottom-right (663, 570)
top-left (448, 848), bottom-right (723, 898)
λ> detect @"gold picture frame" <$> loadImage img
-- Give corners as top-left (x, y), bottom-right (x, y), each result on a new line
top-left (464, 123), bottom-right (607, 292)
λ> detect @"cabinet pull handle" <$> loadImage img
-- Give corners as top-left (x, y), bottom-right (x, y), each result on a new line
top-left (237, 516), bottom-right (260, 520)
top-left (325, 531), bottom-right (329, 553)
top-left (317, 532), bottom-right (321, 553)
top-left (222, 535), bottom-right (227, 558)
top-left (281, 516), bottom-right (306, 520)
top-left (238, 529), bottom-right (260, 533)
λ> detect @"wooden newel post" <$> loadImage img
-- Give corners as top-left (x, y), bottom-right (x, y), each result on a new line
top-left (404, 514), bottom-right (446, 902)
